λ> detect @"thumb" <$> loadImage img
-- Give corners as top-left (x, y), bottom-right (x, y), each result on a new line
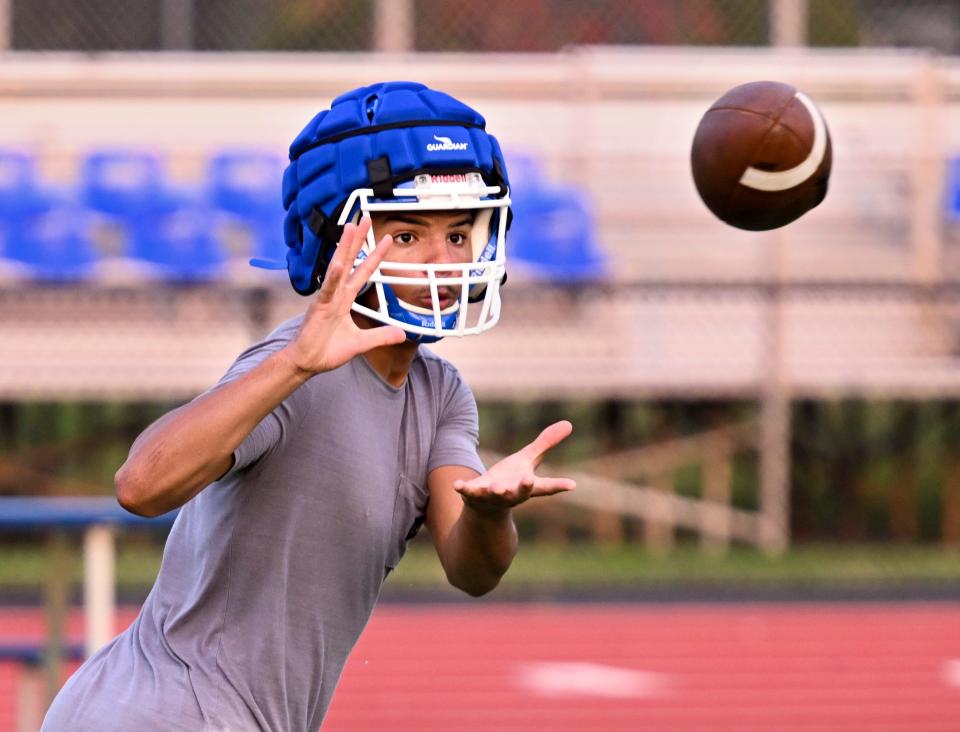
top-left (526, 420), bottom-right (574, 460)
top-left (361, 325), bottom-right (406, 349)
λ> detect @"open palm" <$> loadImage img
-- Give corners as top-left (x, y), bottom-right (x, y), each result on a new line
top-left (455, 421), bottom-right (576, 515)
top-left (284, 216), bottom-right (406, 375)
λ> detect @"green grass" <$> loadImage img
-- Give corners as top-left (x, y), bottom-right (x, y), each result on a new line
top-left (3, 540), bottom-right (960, 600)
top-left (0, 544), bottom-right (164, 591)
top-left (389, 541), bottom-right (960, 589)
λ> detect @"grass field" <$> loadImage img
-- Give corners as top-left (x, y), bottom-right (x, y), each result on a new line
top-left (3, 539), bottom-right (960, 600)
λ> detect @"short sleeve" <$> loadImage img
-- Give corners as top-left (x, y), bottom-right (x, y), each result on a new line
top-left (206, 318), bottom-right (305, 476)
top-left (231, 410), bottom-right (285, 473)
top-left (427, 370), bottom-right (485, 475)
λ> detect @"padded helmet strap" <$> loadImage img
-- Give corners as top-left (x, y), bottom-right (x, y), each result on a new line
top-left (306, 206), bottom-right (345, 285)
top-left (366, 156), bottom-right (394, 199)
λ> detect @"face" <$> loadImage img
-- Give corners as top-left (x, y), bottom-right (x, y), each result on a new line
top-left (365, 210), bottom-right (475, 312)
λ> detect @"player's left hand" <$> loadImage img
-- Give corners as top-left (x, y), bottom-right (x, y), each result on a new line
top-left (454, 420), bottom-right (576, 516)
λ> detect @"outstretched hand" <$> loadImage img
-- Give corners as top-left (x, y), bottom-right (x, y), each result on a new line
top-left (283, 216), bottom-right (406, 376)
top-left (455, 420), bottom-right (576, 515)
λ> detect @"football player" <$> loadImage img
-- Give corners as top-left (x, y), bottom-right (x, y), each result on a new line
top-left (42, 81), bottom-right (575, 732)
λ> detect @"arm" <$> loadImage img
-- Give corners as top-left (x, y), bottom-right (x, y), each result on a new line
top-left (115, 217), bottom-right (405, 517)
top-left (425, 421), bottom-right (575, 597)
top-left (426, 464), bottom-right (517, 597)
top-left (115, 351), bottom-right (311, 517)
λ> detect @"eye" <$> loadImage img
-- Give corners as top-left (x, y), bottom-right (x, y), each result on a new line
top-left (449, 231), bottom-right (468, 246)
top-left (393, 231), bottom-right (416, 246)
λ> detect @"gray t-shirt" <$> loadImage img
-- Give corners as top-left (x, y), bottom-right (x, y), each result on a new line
top-left (42, 315), bottom-right (485, 732)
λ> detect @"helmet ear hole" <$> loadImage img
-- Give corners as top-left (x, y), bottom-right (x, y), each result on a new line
top-left (365, 94), bottom-right (379, 122)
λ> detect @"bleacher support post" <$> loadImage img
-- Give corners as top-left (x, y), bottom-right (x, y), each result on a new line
top-left (769, 0), bottom-right (808, 47)
top-left (759, 231), bottom-right (791, 555)
top-left (373, 0), bottom-right (413, 53)
top-left (83, 525), bottom-right (116, 657)
top-left (43, 531), bottom-right (68, 709)
top-left (0, 0), bottom-right (8, 52)
top-left (700, 433), bottom-right (734, 555)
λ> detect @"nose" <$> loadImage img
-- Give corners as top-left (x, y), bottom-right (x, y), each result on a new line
top-left (425, 232), bottom-right (456, 263)
top-left (419, 234), bottom-right (466, 277)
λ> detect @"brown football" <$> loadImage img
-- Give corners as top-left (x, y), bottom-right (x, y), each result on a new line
top-left (691, 80), bottom-right (832, 231)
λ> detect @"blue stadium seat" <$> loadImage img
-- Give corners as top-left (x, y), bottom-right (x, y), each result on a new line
top-left (79, 148), bottom-right (230, 281)
top-left (946, 156), bottom-right (960, 223)
top-left (206, 148), bottom-right (287, 262)
top-left (504, 149), bottom-right (607, 285)
top-left (0, 150), bottom-right (50, 219)
top-left (127, 200), bottom-right (226, 281)
top-left (504, 150), bottom-right (546, 194)
top-left (79, 148), bottom-right (181, 218)
top-left (2, 198), bottom-right (100, 281)
top-left (0, 150), bottom-right (100, 282)
top-left (508, 183), bottom-right (607, 284)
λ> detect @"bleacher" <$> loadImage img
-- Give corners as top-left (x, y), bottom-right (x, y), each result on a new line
top-left (0, 146), bottom-right (289, 284)
top-left (0, 48), bottom-right (959, 402)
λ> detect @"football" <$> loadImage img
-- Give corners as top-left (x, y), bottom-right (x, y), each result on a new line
top-left (690, 80), bottom-right (832, 231)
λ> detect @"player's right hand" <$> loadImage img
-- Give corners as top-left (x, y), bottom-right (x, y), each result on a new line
top-left (282, 215), bottom-right (406, 376)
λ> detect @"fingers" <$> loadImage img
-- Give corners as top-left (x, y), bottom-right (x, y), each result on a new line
top-left (321, 216), bottom-right (397, 296)
top-left (525, 420), bottom-right (574, 463)
top-left (342, 214), bottom-right (373, 267)
top-left (529, 477), bottom-right (576, 496)
top-left (454, 475), bottom-right (575, 502)
top-left (315, 259), bottom-right (345, 303)
top-left (358, 324), bottom-right (406, 350)
top-left (316, 216), bottom-right (390, 304)
top-left (455, 484), bottom-right (522, 505)
top-left (327, 221), bottom-right (360, 277)
top-left (347, 232), bottom-right (394, 293)
top-left (453, 477), bottom-right (491, 493)
top-left (314, 221), bottom-right (357, 302)
top-left (324, 216), bottom-right (371, 279)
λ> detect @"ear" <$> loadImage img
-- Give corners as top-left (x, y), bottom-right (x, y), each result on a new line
top-left (470, 208), bottom-right (494, 261)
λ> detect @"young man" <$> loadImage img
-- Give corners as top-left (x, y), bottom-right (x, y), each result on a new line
top-left (42, 81), bottom-right (575, 731)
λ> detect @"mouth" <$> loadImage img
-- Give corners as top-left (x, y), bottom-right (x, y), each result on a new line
top-left (403, 287), bottom-right (461, 316)
top-left (417, 288), bottom-right (457, 311)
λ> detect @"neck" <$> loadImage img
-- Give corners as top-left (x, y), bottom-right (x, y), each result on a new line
top-left (352, 312), bottom-right (420, 387)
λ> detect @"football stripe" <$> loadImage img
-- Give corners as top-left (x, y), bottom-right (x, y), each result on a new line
top-left (738, 91), bottom-right (827, 192)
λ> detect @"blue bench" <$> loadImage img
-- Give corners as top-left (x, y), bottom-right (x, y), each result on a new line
top-left (0, 496), bottom-right (177, 530)
top-left (0, 642), bottom-right (85, 667)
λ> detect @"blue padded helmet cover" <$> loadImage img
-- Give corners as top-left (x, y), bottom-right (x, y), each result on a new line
top-left (282, 81), bottom-right (511, 295)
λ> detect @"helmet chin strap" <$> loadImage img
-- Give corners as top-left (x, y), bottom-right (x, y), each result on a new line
top-left (353, 284), bottom-right (445, 344)
top-left (380, 282), bottom-right (456, 344)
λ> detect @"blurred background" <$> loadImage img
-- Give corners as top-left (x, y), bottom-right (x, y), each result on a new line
top-left (3, 0), bottom-right (960, 730)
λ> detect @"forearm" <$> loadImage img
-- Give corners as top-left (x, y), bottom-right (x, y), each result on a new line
top-left (442, 504), bottom-right (519, 597)
top-left (115, 347), bottom-right (311, 516)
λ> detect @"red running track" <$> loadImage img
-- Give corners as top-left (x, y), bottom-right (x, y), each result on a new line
top-left (2, 603), bottom-right (959, 731)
